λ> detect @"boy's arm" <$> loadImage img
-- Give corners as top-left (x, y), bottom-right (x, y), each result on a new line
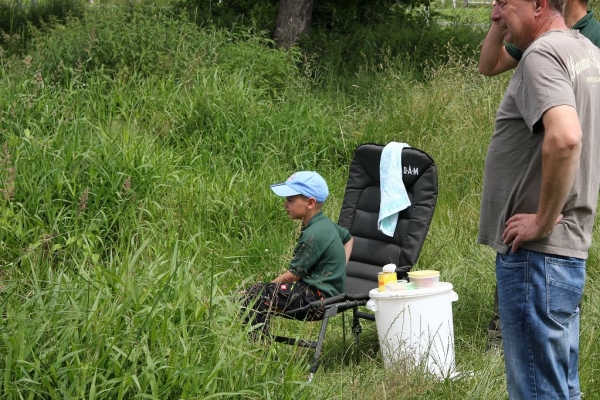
top-left (343, 237), bottom-right (354, 265)
top-left (271, 270), bottom-right (301, 284)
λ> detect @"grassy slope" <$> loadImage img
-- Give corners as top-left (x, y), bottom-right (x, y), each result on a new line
top-left (1, 2), bottom-right (600, 399)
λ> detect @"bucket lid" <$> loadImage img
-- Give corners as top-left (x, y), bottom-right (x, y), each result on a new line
top-left (407, 270), bottom-right (440, 278)
top-left (369, 282), bottom-right (453, 299)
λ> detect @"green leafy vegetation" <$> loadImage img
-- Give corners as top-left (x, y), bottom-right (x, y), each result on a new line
top-left (0, 0), bottom-right (85, 55)
top-left (1, 0), bottom-right (600, 398)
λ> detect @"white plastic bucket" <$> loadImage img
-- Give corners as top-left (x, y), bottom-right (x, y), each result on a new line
top-left (366, 282), bottom-right (459, 378)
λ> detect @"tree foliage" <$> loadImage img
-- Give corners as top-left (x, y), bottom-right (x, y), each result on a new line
top-left (176, 0), bottom-right (429, 33)
top-left (312, 0), bottom-right (429, 31)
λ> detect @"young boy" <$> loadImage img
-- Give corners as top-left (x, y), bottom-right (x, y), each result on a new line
top-left (242, 171), bottom-right (354, 337)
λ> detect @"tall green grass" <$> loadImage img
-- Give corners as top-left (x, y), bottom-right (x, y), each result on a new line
top-left (1, 1), bottom-right (600, 399)
top-left (0, 0), bottom-right (86, 56)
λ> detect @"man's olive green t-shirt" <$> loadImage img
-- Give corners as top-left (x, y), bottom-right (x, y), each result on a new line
top-left (288, 211), bottom-right (352, 298)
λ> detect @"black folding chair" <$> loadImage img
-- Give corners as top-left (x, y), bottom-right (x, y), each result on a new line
top-left (273, 143), bottom-right (438, 380)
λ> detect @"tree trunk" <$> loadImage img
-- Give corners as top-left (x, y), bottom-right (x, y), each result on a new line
top-left (273, 0), bottom-right (314, 49)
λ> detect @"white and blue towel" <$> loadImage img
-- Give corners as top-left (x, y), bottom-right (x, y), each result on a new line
top-left (378, 142), bottom-right (411, 237)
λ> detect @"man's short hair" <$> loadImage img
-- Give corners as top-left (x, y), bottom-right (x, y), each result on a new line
top-left (548, 0), bottom-right (567, 14)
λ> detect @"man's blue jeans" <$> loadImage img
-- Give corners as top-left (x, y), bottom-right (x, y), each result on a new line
top-left (496, 248), bottom-right (585, 400)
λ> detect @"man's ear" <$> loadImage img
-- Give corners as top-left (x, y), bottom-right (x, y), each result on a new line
top-left (306, 197), bottom-right (317, 209)
top-left (534, 0), bottom-right (545, 13)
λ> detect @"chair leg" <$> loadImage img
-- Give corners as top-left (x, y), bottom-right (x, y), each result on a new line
top-left (342, 311), bottom-right (347, 348)
top-left (308, 304), bottom-right (342, 377)
top-left (309, 313), bottom-right (330, 376)
top-left (352, 307), bottom-right (362, 348)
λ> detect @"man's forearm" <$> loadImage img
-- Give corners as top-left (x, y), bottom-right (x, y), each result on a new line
top-left (537, 106), bottom-right (582, 233)
top-left (478, 22), bottom-right (518, 76)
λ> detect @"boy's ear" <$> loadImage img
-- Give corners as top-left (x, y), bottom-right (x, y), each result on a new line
top-left (306, 197), bottom-right (317, 209)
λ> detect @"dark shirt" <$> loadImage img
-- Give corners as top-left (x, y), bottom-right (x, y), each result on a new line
top-left (288, 211), bottom-right (352, 297)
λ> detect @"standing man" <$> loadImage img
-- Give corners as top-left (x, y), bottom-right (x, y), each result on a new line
top-left (478, 0), bottom-right (600, 352)
top-left (478, 0), bottom-right (600, 398)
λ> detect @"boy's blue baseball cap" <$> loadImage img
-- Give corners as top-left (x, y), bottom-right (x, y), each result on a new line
top-left (270, 171), bottom-right (329, 203)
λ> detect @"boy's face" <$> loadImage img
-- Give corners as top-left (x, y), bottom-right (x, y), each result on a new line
top-left (283, 195), bottom-right (311, 220)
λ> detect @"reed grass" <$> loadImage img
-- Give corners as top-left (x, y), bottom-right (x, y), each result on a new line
top-left (1, 1), bottom-right (600, 398)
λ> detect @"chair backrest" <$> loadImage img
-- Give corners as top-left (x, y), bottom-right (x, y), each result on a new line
top-left (337, 143), bottom-right (438, 296)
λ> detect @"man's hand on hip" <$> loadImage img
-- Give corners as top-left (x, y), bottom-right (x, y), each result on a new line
top-left (503, 213), bottom-right (563, 252)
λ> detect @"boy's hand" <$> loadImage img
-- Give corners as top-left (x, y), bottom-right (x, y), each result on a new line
top-left (271, 270), bottom-right (301, 283)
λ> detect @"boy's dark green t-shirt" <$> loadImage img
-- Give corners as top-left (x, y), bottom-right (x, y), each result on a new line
top-left (288, 211), bottom-right (352, 298)
top-left (506, 11), bottom-right (600, 60)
